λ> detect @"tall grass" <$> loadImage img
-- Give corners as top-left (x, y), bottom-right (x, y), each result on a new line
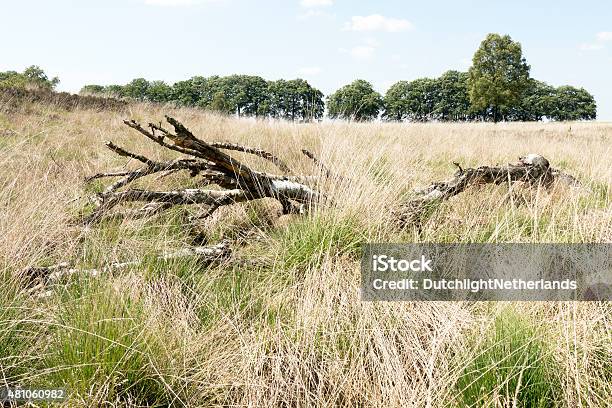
top-left (0, 101), bottom-right (610, 406)
top-left (456, 307), bottom-right (562, 407)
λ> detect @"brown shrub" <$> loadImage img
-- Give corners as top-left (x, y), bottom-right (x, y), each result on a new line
top-left (0, 86), bottom-right (128, 113)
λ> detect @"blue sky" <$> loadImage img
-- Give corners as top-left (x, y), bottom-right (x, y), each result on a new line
top-left (2, 0), bottom-right (611, 120)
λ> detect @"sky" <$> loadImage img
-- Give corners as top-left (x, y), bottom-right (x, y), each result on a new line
top-left (1, 0), bottom-right (611, 120)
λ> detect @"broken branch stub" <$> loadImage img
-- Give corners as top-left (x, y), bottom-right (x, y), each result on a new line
top-left (211, 142), bottom-right (292, 174)
top-left (82, 116), bottom-right (323, 224)
top-left (395, 153), bottom-right (578, 228)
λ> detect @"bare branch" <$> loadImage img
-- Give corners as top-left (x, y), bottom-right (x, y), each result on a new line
top-left (81, 116), bottom-right (326, 225)
top-left (211, 142), bottom-right (292, 173)
top-left (25, 242), bottom-right (231, 291)
top-left (123, 119), bottom-right (207, 159)
top-left (81, 187), bottom-right (251, 224)
top-left (92, 140), bottom-right (213, 197)
top-left (270, 178), bottom-right (321, 204)
top-left (109, 188), bottom-right (250, 206)
top-left (93, 202), bottom-right (174, 222)
top-left (396, 154), bottom-right (562, 227)
top-left (301, 149), bottom-right (337, 179)
top-left (84, 171), bottom-right (131, 183)
top-left (104, 141), bottom-right (155, 166)
top-left (164, 115), bottom-right (258, 183)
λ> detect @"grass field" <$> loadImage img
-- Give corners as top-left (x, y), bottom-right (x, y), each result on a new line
top-left (0, 100), bottom-right (610, 407)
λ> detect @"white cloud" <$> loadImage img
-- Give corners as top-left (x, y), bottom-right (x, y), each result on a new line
top-left (343, 14), bottom-right (413, 32)
top-left (297, 66), bottom-right (322, 76)
top-left (339, 37), bottom-right (381, 60)
top-left (579, 31), bottom-right (612, 51)
top-left (300, 0), bottom-right (333, 7)
top-left (596, 31), bottom-right (612, 41)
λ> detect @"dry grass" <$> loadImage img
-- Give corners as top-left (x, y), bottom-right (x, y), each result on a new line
top-left (0, 101), bottom-right (610, 407)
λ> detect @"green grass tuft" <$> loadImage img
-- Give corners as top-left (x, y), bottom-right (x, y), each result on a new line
top-left (42, 279), bottom-right (176, 406)
top-left (456, 308), bottom-right (563, 407)
top-left (274, 213), bottom-right (366, 272)
top-left (0, 272), bottom-right (40, 384)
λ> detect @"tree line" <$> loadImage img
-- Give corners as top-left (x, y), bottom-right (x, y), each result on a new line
top-left (0, 66), bottom-right (60, 91)
top-left (330, 73), bottom-right (596, 122)
top-left (81, 33), bottom-right (596, 122)
top-left (327, 34), bottom-right (596, 122)
top-left (81, 75), bottom-right (325, 122)
top-left (2, 33), bottom-right (597, 122)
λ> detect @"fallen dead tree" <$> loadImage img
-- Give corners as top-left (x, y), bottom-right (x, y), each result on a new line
top-left (395, 153), bottom-right (580, 227)
top-left (24, 116), bottom-right (332, 296)
top-left (81, 116), bottom-right (326, 224)
top-left (81, 119), bottom-right (583, 243)
top-left (25, 115), bottom-right (584, 295)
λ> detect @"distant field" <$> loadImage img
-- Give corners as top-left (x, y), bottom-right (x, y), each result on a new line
top-left (0, 101), bottom-right (610, 407)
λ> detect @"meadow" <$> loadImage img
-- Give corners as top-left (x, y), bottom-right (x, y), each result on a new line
top-left (0, 99), bottom-right (610, 407)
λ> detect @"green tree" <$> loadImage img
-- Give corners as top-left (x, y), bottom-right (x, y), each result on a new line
top-left (171, 75), bottom-right (268, 116)
top-left (22, 65), bottom-right (60, 90)
top-left (218, 75), bottom-right (248, 116)
top-left (382, 81), bottom-right (411, 121)
top-left (268, 79), bottom-right (290, 119)
top-left (0, 71), bottom-right (29, 90)
top-left (104, 85), bottom-right (125, 98)
top-left (434, 71), bottom-right (471, 121)
top-left (80, 84), bottom-right (106, 95)
top-left (0, 70), bottom-right (19, 82)
top-left (327, 79), bottom-right (382, 121)
top-left (550, 86), bottom-right (596, 121)
top-left (122, 78), bottom-right (150, 101)
top-left (0, 66), bottom-right (59, 90)
top-left (146, 80), bottom-right (172, 103)
top-left (268, 79), bottom-right (324, 121)
top-left (209, 90), bottom-right (231, 113)
top-left (294, 79), bottom-right (324, 121)
top-left (406, 78), bottom-right (438, 121)
top-left (382, 78), bottom-right (439, 122)
top-left (468, 33), bottom-right (531, 122)
top-left (240, 75), bottom-right (270, 117)
top-left (172, 76), bottom-right (206, 106)
top-left (203, 76), bottom-right (231, 112)
top-left (506, 79), bottom-right (556, 121)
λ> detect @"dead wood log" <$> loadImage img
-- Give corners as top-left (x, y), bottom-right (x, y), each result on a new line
top-left (395, 153), bottom-right (579, 227)
top-left (93, 202), bottom-right (174, 222)
top-left (23, 242), bottom-right (231, 293)
top-left (81, 116), bottom-right (323, 224)
top-left (84, 170), bottom-right (131, 183)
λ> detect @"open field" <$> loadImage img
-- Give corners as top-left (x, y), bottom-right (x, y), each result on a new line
top-left (0, 100), bottom-right (610, 407)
